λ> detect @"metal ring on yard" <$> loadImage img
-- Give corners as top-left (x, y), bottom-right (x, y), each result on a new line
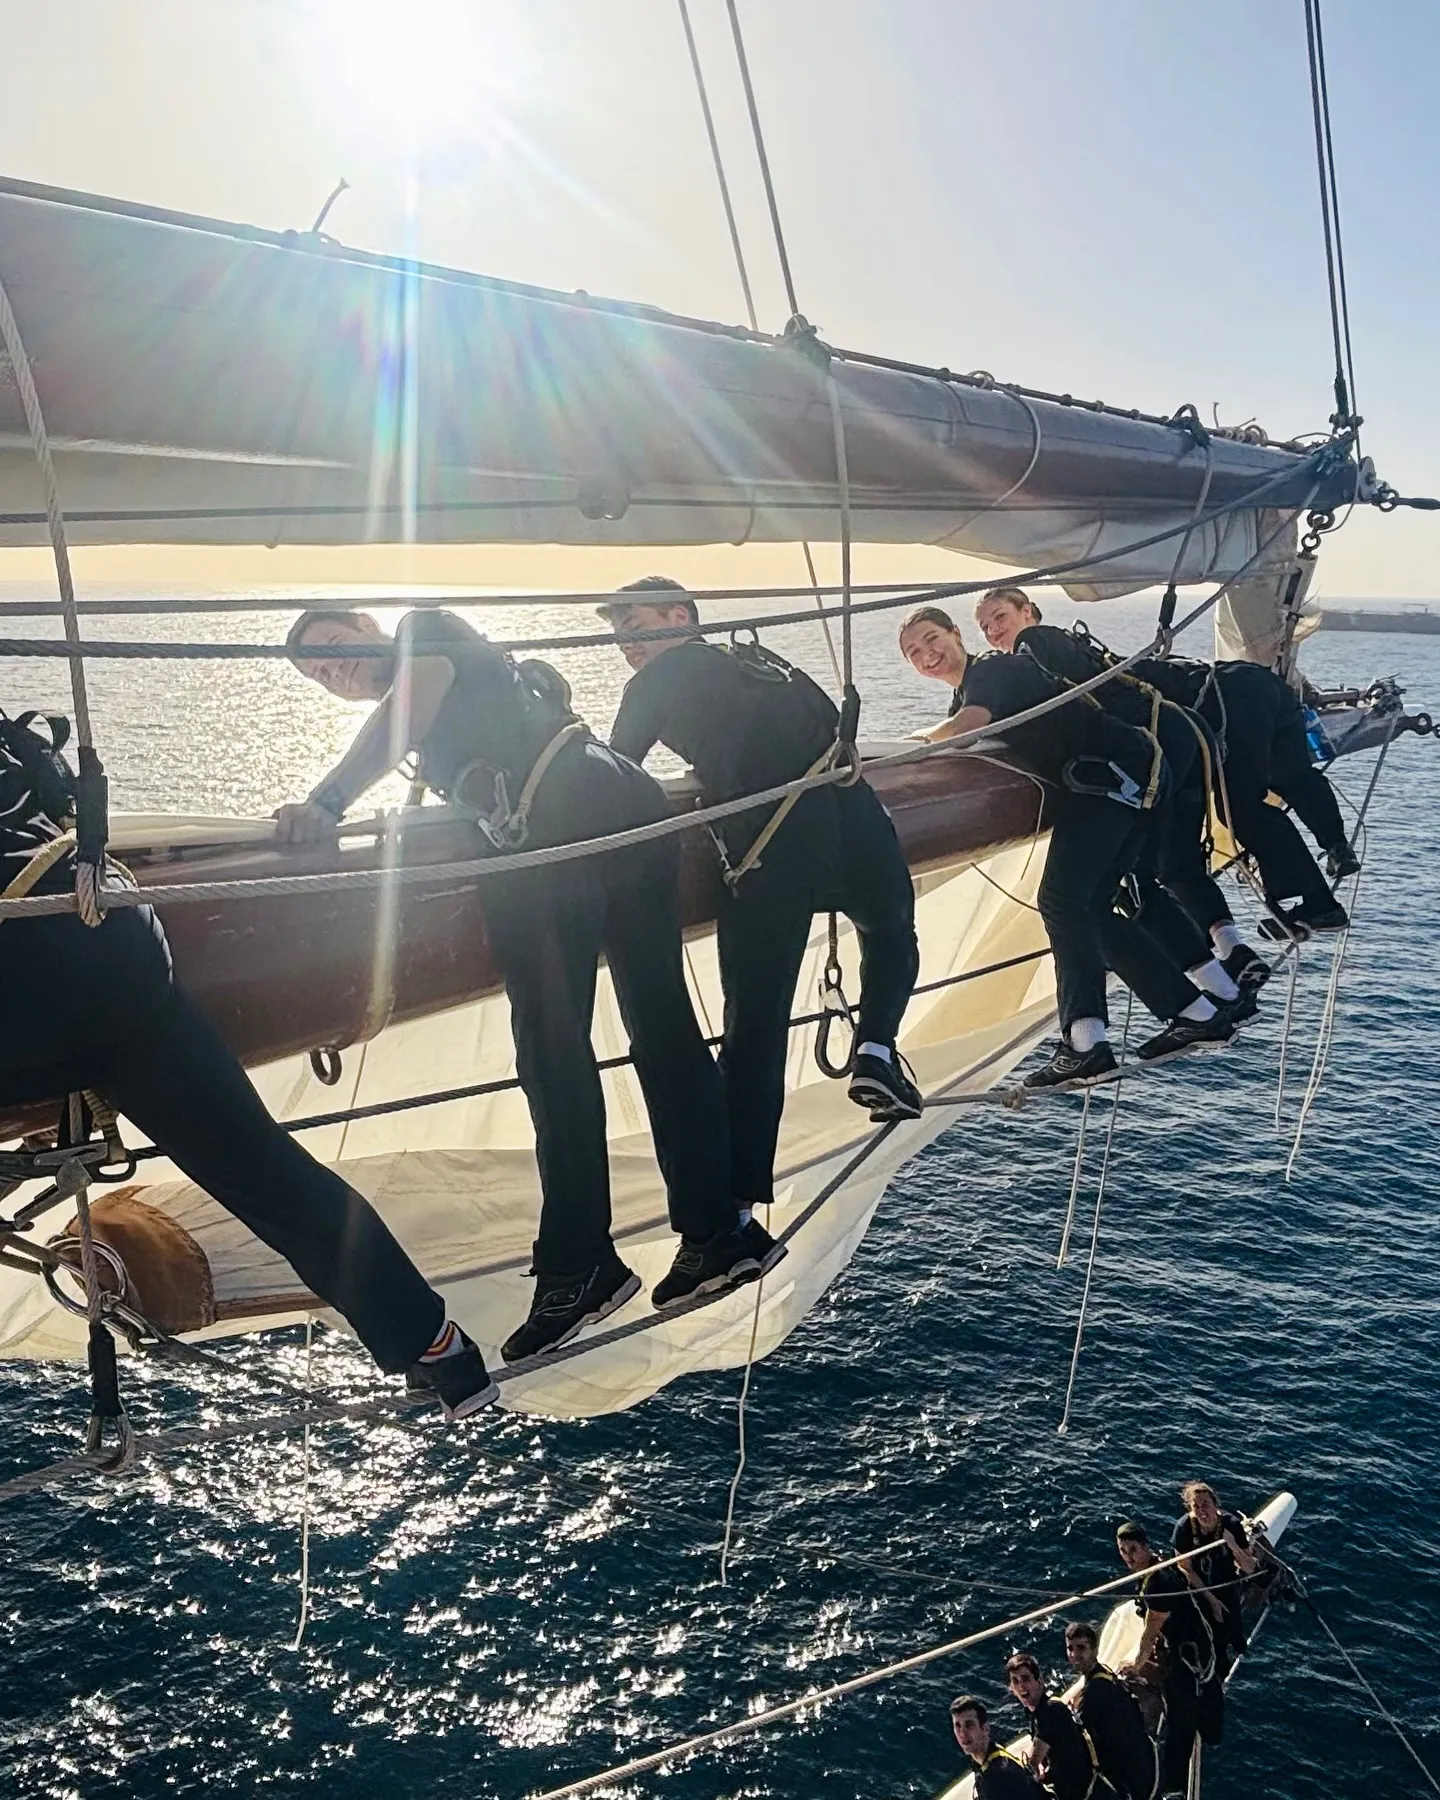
top-left (42, 1236), bottom-right (129, 1319)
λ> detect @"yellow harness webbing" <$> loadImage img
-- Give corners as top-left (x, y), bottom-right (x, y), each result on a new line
top-left (0, 828), bottom-right (76, 921)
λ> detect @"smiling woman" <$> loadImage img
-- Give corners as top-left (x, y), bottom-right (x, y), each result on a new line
top-left (304, 0), bottom-right (530, 150)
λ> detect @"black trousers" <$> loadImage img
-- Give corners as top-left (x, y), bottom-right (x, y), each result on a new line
top-left (1217, 665), bottom-right (1340, 911)
top-left (1143, 705), bottom-right (1234, 937)
top-left (0, 909), bottom-right (443, 1373)
top-left (486, 833), bottom-right (733, 1274)
top-left (1041, 794), bottom-right (1199, 1032)
top-left (1160, 1666), bottom-right (1223, 1793)
top-left (715, 781), bottom-right (919, 1204)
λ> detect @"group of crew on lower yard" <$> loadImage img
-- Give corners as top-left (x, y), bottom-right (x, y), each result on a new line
top-left (900, 587), bottom-right (1355, 1091)
top-left (950, 1483), bottom-right (1269, 1800)
top-left (0, 575), bottom-right (1352, 1424)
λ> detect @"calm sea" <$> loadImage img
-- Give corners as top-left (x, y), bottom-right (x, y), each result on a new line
top-left (1, 587), bottom-right (1437, 1799)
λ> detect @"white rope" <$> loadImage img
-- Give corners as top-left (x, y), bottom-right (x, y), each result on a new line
top-left (289, 1316), bottom-right (315, 1651)
top-left (1301, 1588), bottom-right (1440, 1795)
top-left (1057, 989), bottom-right (1133, 1434)
top-left (824, 371), bottom-right (856, 696)
top-left (1273, 942), bottom-right (1303, 1131)
top-left (524, 1539), bottom-right (1254, 1800)
top-left (719, 1244), bottom-right (768, 1587)
top-left (0, 503), bottom-right (1309, 926)
top-left (0, 265), bottom-right (104, 926)
top-left (1283, 715), bottom-right (1397, 1177)
top-left (673, 0), bottom-right (843, 693)
top-left (1056, 1088), bottom-right (1093, 1268)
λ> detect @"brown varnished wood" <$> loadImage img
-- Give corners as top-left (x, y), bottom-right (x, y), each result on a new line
top-left (0, 753), bottom-right (1042, 1139)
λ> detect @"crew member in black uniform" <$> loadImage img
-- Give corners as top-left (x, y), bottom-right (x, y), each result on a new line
top-left (1005, 1652), bottom-right (1118, 1800)
top-left (975, 588), bottom-right (1267, 1000)
top-left (600, 577), bottom-right (921, 1220)
top-left (1116, 1522), bottom-right (1223, 1796)
top-left (1171, 1481), bottom-right (1258, 1670)
top-left (0, 708), bottom-right (494, 1421)
top-left (980, 596), bottom-right (1354, 935)
top-left (951, 1695), bottom-right (1046, 1798)
top-left (900, 607), bottom-right (1235, 1089)
top-left (1063, 1622), bottom-right (1159, 1800)
top-left (282, 608), bottom-right (777, 1364)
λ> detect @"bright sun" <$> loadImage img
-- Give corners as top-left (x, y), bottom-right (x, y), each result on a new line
top-left (307, 0), bottom-right (525, 150)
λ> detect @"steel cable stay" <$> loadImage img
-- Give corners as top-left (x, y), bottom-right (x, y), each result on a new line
top-left (0, 496), bottom-right (1325, 926)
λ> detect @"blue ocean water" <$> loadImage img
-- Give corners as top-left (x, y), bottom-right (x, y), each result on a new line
top-left (1, 596), bottom-right (1437, 1799)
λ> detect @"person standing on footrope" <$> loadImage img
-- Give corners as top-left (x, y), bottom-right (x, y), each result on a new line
top-left (973, 587), bottom-right (1266, 1012)
top-left (0, 706), bottom-right (493, 1422)
top-left (280, 607), bottom-right (778, 1365)
top-left (899, 607), bottom-right (1237, 1091)
top-left (600, 577), bottom-right (921, 1229)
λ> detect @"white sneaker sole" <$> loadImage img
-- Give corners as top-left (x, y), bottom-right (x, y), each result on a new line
top-left (442, 1378), bottom-right (501, 1422)
top-left (847, 1075), bottom-right (922, 1119)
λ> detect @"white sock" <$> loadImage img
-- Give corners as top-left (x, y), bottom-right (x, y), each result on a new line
top-left (1187, 958), bottom-right (1240, 1003)
top-left (1180, 996), bottom-right (1217, 1023)
top-left (421, 1320), bottom-right (466, 1362)
top-left (1210, 921), bottom-right (1243, 957)
top-left (1069, 1017), bottom-right (1108, 1052)
top-left (857, 1041), bottom-right (892, 1064)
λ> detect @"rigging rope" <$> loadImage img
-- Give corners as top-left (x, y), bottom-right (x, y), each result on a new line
top-left (1283, 717), bottom-right (1397, 1178)
top-left (1303, 0), bottom-right (1359, 431)
top-left (719, 1240), bottom-right (768, 1587)
top-left (0, 266), bottom-right (107, 926)
top-left (289, 1315), bottom-right (315, 1651)
top-left (0, 496), bottom-right (1324, 926)
top-left (1057, 989), bottom-right (1133, 1435)
top-left (724, 0), bottom-right (799, 322)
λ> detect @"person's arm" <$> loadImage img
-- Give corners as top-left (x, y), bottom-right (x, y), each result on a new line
top-left (608, 677), bottom-right (661, 765)
top-left (1223, 1521), bottom-right (1258, 1576)
top-left (1120, 1601), bottom-right (1169, 1674)
top-left (913, 703), bottom-right (992, 744)
top-left (275, 652), bottom-right (455, 843)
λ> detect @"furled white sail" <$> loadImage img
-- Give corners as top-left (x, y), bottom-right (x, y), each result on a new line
top-left (0, 834), bottom-right (1055, 1415)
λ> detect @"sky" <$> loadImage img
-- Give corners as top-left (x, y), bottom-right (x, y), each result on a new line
top-left (0, 0), bottom-right (1435, 598)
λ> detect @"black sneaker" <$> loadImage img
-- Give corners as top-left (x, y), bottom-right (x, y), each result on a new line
top-left (1136, 1010), bottom-right (1237, 1064)
top-left (501, 1254), bottom-right (641, 1364)
top-left (1294, 899), bottom-right (1350, 932)
top-left (1022, 1039), bottom-right (1118, 1091)
top-left (847, 1051), bottom-right (922, 1120)
top-left (651, 1220), bottom-right (787, 1311)
top-left (1221, 944), bottom-right (1271, 991)
top-left (405, 1329), bottom-right (500, 1421)
top-left (1326, 842), bottom-right (1361, 880)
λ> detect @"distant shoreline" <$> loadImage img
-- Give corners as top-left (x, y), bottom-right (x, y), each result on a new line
top-left (1321, 605), bottom-right (1440, 635)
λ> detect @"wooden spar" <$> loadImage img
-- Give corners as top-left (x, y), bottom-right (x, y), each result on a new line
top-left (0, 176), bottom-right (1351, 553)
top-left (0, 750), bottom-right (1043, 1140)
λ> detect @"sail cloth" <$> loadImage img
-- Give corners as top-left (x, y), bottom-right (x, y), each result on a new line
top-left (0, 834), bottom-right (1055, 1416)
top-left (0, 177), bottom-right (1348, 607)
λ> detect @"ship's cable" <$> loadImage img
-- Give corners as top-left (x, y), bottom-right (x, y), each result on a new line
top-left (0, 498), bottom-right (1322, 925)
top-left (1303, 0), bottom-right (1360, 431)
top-left (719, 1239), bottom-right (768, 1587)
top-left (1058, 990), bottom-right (1132, 1435)
top-left (0, 267), bottom-right (108, 925)
top-left (289, 1316), bottom-right (315, 1651)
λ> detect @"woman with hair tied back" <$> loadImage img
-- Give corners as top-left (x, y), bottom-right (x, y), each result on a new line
top-left (898, 599), bottom-right (1240, 1091)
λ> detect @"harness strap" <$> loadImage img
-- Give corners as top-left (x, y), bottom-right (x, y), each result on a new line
top-left (0, 828), bottom-right (76, 919)
top-left (720, 738), bottom-right (838, 889)
top-left (457, 721), bottom-right (588, 851)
